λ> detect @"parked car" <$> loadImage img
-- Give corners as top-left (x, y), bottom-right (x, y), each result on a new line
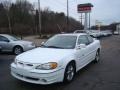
top-left (74, 30), bottom-right (87, 33)
top-left (107, 31), bottom-right (112, 36)
top-left (114, 31), bottom-right (119, 35)
top-left (11, 33), bottom-right (101, 85)
top-left (100, 30), bottom-right (112, 37)
top-left (74, 30), bottom-right (101, 38)
top-left (0, 34), bottom-right (35, 55)
top-left (90, 30), bottom-right (102, 38)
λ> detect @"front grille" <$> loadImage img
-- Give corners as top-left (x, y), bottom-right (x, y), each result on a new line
top-left (15, 73), bottom-right (39, 81)
top-left (26, 64), bottom-right (33, 67)
top-left (17, 61), bottom-right (34, 68)
top-left (18, 62), bottom-right (24, 65)
top-left (16, 73), bottom-right (23, 78)
top-left (25, 76), bottom-right (39, 81)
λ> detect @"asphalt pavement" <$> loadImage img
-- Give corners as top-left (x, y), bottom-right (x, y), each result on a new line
top-left (0, 35), bottom-right (120, 90)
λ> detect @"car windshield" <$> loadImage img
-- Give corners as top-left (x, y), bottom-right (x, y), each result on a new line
top-left (9, 35), bottom-right (20, 41)
top-left (42, 35), bottom-right (77, 49)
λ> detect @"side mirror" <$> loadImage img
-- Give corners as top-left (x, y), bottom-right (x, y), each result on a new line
top-left (41, 42), bottom-right (45, 45)
top-left (76, 44), bottom-right (86, 49)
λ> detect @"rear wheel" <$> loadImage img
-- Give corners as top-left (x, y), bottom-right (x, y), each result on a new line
top-left (64, 62), bottom-right (76, 83)
top-left (13, 46), bottom-right (23, 55)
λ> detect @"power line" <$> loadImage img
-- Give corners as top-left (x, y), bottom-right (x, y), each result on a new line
top-left (41, 0), bottom-right (77, 15)
top-left (34, 0), bottom-right (79, 20)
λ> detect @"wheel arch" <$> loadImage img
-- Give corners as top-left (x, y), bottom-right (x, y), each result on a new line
top-left (13, 45), bottom-right (24, 52)
top-left (65, 60), bottom-right (77, 72)
top-left (63, 60), bottom-right (77, 83)
top-left (97, 48), bottom-right (101, 54)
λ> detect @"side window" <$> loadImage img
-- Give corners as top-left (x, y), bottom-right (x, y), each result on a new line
top-left (77, 35), bottom-right (89, 45)
top-left (87, 35), bottom-right (93, 44)
top-left (0, 36), bottom-right (2, 41)
top-left (0, 36), bottom-right (9, 42)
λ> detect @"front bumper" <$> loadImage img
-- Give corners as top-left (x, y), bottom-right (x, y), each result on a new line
top-left (24, 45), bottom-right (36, 51)
top-left (11, 63), bottom-right (64, 85)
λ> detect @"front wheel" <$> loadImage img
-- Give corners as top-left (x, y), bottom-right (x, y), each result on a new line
top-left (94, 51), bottom-right (100, 63)
top-left (64, 62), bottom-right (76, 83)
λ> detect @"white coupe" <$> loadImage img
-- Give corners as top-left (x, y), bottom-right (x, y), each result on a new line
top-left (11, 33), bottom-right (101, 85)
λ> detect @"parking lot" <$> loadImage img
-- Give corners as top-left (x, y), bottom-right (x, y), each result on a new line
top-left (0, 35), bottom-right (120, 90)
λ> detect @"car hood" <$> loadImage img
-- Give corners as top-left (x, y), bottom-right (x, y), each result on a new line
top-left (16, 47), bottom-right (74, 64)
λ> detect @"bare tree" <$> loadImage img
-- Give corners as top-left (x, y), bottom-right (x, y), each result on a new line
top-left (2, 0), bottom-right (12, 34)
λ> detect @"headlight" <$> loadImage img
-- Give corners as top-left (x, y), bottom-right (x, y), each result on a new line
top-left (36, 62), bottom-right (58, 70)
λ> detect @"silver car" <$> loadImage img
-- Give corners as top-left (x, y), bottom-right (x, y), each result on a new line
top-left (0, 34), bottom-right (36, 55)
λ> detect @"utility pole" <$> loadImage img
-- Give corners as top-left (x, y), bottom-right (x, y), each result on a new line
top-left (84, 12), bottom-right (88, 30)
top-left (67, 0), bottom-right (69, 32)
top-left (80, 13), bottom-right (83, 25)
top-left (89, 12), bottom-right (91, 30)
top-left (38, 0), bottom-right (42, 37)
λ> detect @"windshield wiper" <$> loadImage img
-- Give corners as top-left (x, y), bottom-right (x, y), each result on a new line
top-left (41, 44), bottom-right (65, 49)
top-left (41, 44), bottom-right (47, 47)
top-left (44, 45), bottom-right (64, 49)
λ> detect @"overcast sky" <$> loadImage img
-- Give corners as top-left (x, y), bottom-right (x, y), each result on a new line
top-left (4, 0), bottom-right (120, 25)
top-left (29, 0), bottom-right (120, 25)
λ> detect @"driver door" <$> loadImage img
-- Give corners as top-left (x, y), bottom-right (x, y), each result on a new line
top-left (0, 36), bottom-right (11, 51)
top-left (75, 35), bottom-right (90, 70)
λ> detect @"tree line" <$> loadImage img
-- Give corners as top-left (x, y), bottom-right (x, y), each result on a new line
top-left (0, 0), bottom-right (83, 35)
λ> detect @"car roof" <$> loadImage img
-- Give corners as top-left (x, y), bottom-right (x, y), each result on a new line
top-left (0, 33), bottom-right (88, 38)
top-left (0, 34), bottom-right (12, 38)
top-left (57, 33), bottom-right (87, 37)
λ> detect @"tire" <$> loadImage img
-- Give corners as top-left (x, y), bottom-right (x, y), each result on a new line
top-left (13, 46), bottom-right (23, 55)
top-left (94, 51), bottom-right (100, 63)
top-left (64, 62), bottom-right (76, 83)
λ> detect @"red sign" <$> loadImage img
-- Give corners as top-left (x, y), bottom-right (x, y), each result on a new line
top-left (78, 6), bottom-right (91, 12)
top-left (77, 3), bottom-right (93, 13)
